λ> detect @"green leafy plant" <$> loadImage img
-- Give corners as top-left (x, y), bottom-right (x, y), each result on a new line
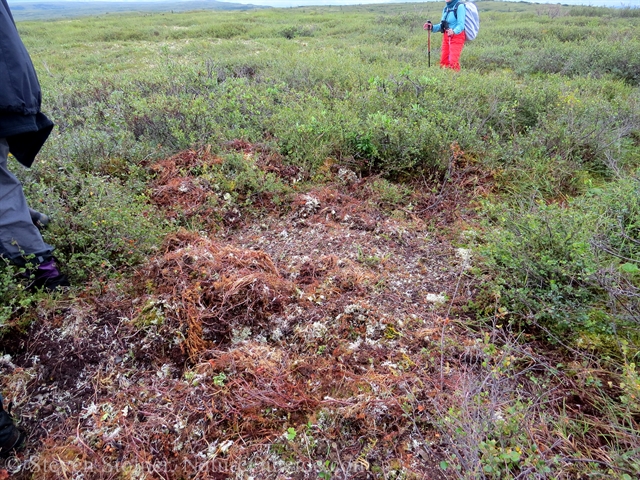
top-left (213, 372), bottom-right (227, 387)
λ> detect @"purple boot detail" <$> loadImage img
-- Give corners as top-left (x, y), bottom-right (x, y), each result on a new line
top-left (30, 258), bottom-right (70, 292)
top-left (36, 258), bottom-right (59, 280)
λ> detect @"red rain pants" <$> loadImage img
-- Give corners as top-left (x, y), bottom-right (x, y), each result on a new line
top-left (440, 31), bottom-right (466, 71)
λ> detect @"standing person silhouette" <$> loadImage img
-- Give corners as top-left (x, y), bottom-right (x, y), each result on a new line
top-left (2, 0), bottom-right (72, 455)
top-left (424, 0), bottom-right (467, 71)
top-left (0, 0), bottom-right (69, 293)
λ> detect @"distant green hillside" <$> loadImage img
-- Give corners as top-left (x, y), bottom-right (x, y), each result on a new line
top-left (10, 0), bottom-right (264, 21)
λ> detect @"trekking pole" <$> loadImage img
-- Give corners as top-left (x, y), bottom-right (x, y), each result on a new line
top-left (428, 28), bottom-right (431, 67)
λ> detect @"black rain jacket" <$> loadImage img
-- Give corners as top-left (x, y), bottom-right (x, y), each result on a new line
top-left (0, 0), bottom-right (41, 115)
top-left (0, 0), bottom-right (53, 167)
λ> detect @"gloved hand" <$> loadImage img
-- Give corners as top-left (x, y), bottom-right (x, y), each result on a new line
top-left (424, 21), bottom-right (433, 31)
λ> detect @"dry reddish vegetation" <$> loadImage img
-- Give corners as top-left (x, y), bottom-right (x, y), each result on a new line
top-left (1, 147), bottom-right (486, 479)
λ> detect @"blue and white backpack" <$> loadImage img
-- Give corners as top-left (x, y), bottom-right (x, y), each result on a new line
top-left (453, 1), bottom-right (480, 41)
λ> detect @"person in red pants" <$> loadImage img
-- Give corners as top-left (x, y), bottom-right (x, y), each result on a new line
top-left (424, 0), bottom-right (467, 71)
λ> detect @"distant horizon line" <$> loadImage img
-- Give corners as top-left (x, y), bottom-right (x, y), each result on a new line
top-left (7, 0), bottom-right (638, 21)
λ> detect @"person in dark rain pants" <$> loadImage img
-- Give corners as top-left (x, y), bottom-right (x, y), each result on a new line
top-left (1, 0), bottom-right (70, 457)
top-left (0, 0), bottom-right (69, 291)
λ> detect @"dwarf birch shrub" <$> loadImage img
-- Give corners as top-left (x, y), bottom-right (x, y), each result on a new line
top-left (516, 39), bottom-right (640, 85)
top-left (433, 335), bottom-right (557, 479)
top-left (35, 174), bottom-right (164, 281)
top-left (480, 202), bottom-right (600, 335)
top-left (0, 260), bottom-right (37, 327)
top-left (467, 11), bottom-right (640, 85)
top-left (568, 6), bottom-right (640, 18)
top-left (471, 75), bottom-right (639, 196)
top-left (268, 69), bottom-right (482, 178)
top-left (479, 176), bottom-right (640, 346)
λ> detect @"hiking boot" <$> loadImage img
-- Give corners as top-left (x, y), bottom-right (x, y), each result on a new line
top-left (28, 207), bottom-right (50, 229)
top-left (29, 258), bottom-right (70, 292)
top-left (0, 402), bottom-right (25, 459)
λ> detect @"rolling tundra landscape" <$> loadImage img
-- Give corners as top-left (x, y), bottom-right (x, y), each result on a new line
top-left (7, 0), bottom-right (259, 21)
top-left (1, 1), bottom-right (640, 478)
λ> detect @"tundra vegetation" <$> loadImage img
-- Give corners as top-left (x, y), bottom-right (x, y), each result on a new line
top-left (1, 2), bottom-right (640, 479)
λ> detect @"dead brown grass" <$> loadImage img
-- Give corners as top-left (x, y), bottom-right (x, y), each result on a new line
top-left (3, 145), bottom-right (632, 479)
top-left (149, 148), bottom-right (223, 228)
top-left (141, 230), bottom-right (294, 359)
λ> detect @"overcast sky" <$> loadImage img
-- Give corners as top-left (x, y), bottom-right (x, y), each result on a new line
top-left (7, 0), bottom-right (640, 7)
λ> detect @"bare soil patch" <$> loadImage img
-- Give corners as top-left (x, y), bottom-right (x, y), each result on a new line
top-left (1, 148), bottom-right (484, 479)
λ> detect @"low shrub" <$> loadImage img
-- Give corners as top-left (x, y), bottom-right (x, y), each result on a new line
top-left (0, 259), bottom-right (37, 328)
top-left (36, 174), bottom-right (165, 282)
top-left (477, 177), bottom-right (640, 347)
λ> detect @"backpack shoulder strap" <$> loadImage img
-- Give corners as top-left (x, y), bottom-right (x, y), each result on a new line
top-left (445, 1), bottom-right (465, 21)
top-left (451, 1), bottom-right (463, 20)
